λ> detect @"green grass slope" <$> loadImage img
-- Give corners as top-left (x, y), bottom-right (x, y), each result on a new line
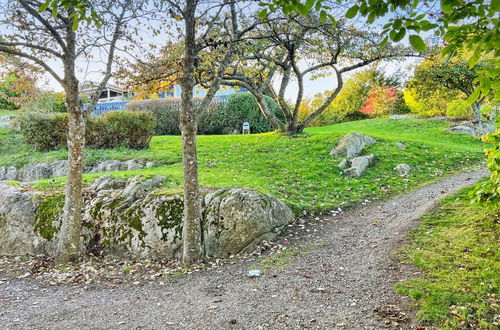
top-left (397, 186), bottom-right (499, 329)
top-left (0, 118), bottom-right (486, 212)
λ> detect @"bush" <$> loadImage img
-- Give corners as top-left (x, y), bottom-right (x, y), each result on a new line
top-left (470, 130), bottom-right (500, 205)
top-left (18, 112), bottom-right (68, 151)
top-left (218, 93), bottom-right (282, 134)
top-left (403, 88), bottom-right (461, 117)
top-left (126, 98), bottom-right (182, 135)
top-left (93, 111), bottom-right (155, 149)
top-left (446, 100), bottom-right (470, 120)
top-left (126, 93), bottom-right (281, 135)
top-left (18, 110), bottom-right (155, 151)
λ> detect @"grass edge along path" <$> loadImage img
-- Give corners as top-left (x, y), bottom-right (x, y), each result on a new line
top-left (396, 185), bottom-right (499, 329)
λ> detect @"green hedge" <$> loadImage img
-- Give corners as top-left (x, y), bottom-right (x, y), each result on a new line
top-left (18, 110), bottom-right (155, 151)
top-left (125, 93), bottom-right (282, 135)
top-left (219, 93), bottom-right (282, 133)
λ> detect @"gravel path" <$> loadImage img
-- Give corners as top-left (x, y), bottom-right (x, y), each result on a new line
top-left (0, 168), bottom-right (487, 330)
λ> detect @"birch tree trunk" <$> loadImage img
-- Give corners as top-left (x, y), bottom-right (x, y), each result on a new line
top-left (180, 0), bottom-right (203, 264)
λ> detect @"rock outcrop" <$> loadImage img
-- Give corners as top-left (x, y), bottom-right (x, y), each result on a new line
top-left (0, 159), bottom-right (156, 182)
top-left (330, 133), bottom-right (376, 159)
top-left (203, 189), bottom-right (294, 257)
top-left (344, 154), bottom-right (375, 178)
top-left (0, 184), bottom-right (58, 255)
top-left (0, 177), bottom-right (294, 259)
top-left (394, 164), bottom-right (412, 176)
top-left (449, 125), bottom-right (476, 136)
top-left (389, 114), bottom-right (412, 120)
top-left (449, 121), bottom-right (495, 137)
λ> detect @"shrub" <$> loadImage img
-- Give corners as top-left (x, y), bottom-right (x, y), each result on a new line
top-left (470, 130), bottom-right (500, 205)
top-left (219, 93), bottom-right (282, 134)
top-left (18, 112), bottom-right (68, 151)
top-left (391, 91), bottom-right (411, 114)
top-left (18, 110), bottom-right (155, 151)
top-left (126, 98), bottom-right (182, 135)
top-left (360, 86), bottom-right (398, 116)
top-left (403, 88), bottom-right (461, 117)
top-left (126, 93), bottom-right (280, 135)
top-left (89, 111), bottom-right (155, 149)
top-left (445, 100), bottom-right (471, 119)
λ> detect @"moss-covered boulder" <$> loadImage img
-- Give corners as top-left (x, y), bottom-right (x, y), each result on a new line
top-left (203, 188), bottom-right (294, 257)
top-left (0, 177), bottom-right (294, 259)
top-left (0, 183), bottom-right (61, 255)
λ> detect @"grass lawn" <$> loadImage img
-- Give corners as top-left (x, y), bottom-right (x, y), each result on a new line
top-left (397, 186), bottom-right (499, 329)
top-left (0, 117), bottom-right (486, 212)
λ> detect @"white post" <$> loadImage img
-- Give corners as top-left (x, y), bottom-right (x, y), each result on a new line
top-left (107, 89), bottom-right (110, 101)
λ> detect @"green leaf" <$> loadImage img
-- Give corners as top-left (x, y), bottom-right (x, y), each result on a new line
top-left (480, 77), bottom-right (491, 96)
top-left (72, 17), bottom-right (79, 31)
top-left (468, 50), bottom-right (481, 68)
top-left (393, 18), bottom-right (402, 29)
top-left (345, 5), bottom-right (359, 19)
top-left (367, 12), bottom-right (376, 23)
top-left (441, 0), bottom-right (453, 13)
top-left (409, 35), bottom-right (426, 52)
top-left (492, 0), bottom-right (500, 12)
top-left (465, 87), bottom-right (481, 106)
top-left (380, 36), bottom-right (389, 47)
top-left (329, 14), bottom-right (336, 26)
top-left (392, 29), bottom-right (406, 42)
top-left (38, 0), bottom-right (51, 13)
top-left (320, 10), bottom-right (327, 21)
top-left (305, 0), bottom-right (315, 12)
top-left (258, 9), bottom-right (268, 20)
top-left (298, 4), bottom-right (308, 16)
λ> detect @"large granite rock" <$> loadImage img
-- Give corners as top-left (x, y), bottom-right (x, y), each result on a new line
top-left (330, 133), bottom-right (376, 159)
top-left (203, 188), bottom-right (294, 257)
top-left (0, 177), bottom-right (294, 260)
top-left (19, 163), bottom-right (53, 182)
top-left (51, 160), bottom-right (69, 178)
top-left (0, 184), bottom-right (59, 255)
top-left (449, 125), bottom-right (476, 136)
top-left (344, 154), bottom-right (375, 178)
top-left (0, 166), bottom-right (18, 181)
top-left (449, 121), bottom-right (495, 137)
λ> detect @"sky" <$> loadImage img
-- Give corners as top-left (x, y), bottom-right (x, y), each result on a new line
top-left (27, 2), bottom-right (427, 101)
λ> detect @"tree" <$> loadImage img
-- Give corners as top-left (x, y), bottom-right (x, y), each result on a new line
top-left (162, 0), bottom-right (257, 264)
top-left (0, 56), bottom-right (41, 110)
top-left (407, 55), bottom-right (492, 124)
top-left (302, 67), bottom-right (401, 125)
top-left (261, 0), bottom-right (499, 102)
top-left (222, 14), bottom-right (417, 134)
top-left (0, 0), bottom-right (139, 263)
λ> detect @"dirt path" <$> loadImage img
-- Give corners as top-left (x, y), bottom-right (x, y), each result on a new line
top-left (0, 168), bottom-right (488, 330)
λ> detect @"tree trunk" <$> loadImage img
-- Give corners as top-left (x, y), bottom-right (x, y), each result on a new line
top-left (472, 102), bottom-right (482, 124)
top-left (180, 0), bottom-right (203, 265)
top-left (55, 84), bottom-right (85, 263)
top-left (254, 93), bottom-right (283, 131)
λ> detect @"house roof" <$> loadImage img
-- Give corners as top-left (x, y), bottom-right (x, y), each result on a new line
top-left (80, 81), bottom-right (127, 93)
